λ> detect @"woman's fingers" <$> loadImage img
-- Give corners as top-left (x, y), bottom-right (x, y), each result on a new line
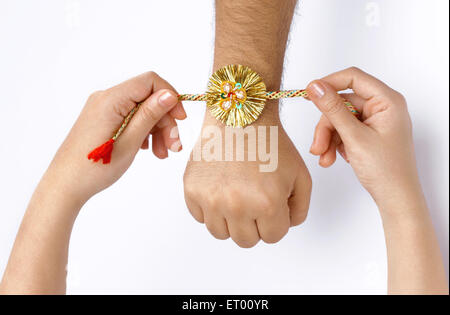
top-left (136, 72), bottom-right (186, 121)
top-left (321, 67), bottom-right (393, 100)
top-left (170, 102), bottom-right (187, 121)
top-left (310, 92), bottom-right (366, 166)
top-left (109, 71), bottom-right (186, 116)
top-left (319, 134), bottom-right (338, 168)
top-left (141, 135), bottom-right (150, 150)
top-left (310, 116), bottom-right (334, 155)
top-left (307, 80), bottom-right (363, 143)
top-left (337, 142), bottom-right (349, 163)
top-left (340, 93), bottom-right (366, 111)
top-left (311, 92), bottom-right (365, 155)
top-left (117, 89), bottom-right (179, 152)
top-left (107, 71), bottom-right (186, 152)
top-left (152, 129), bottom-right (168, 159)
top-left (157, 115), bottom-right (182, 153)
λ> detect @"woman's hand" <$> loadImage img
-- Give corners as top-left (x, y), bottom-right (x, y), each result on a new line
top-left (307, 67), bottom-right (420, 213)
top-left (0, 71), bottom-right (186, 294)
top-left (50, 71), bottom-right (186, 205)
top-left (307, 67), bottom-right (448, 295)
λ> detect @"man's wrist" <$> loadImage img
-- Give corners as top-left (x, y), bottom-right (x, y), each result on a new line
top-left (212, 60), bottom-right (283, 93)
top-left (211, 0), bottom-right (297, 128)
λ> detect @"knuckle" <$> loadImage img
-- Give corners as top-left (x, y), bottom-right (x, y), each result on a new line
top-left (227, 203), bottom-right (245, 218)
top-left (323, 98), bottom-right (344, 115)
top-left (87, 90), bottom-right (107, 103)
top-left (183, 188), bottom-right (193, 201)
top-left (183, 180), bottom-right (196, 199)
top-left (183, 168), bottom-right (194, 186)
top-left (258, 195), bottom-right (274, 213)
top-left (145, 70), bottom-right (158, 80)
top-left (346, 123), bottom-right (363, 137)
top-left (183, 185), bottom-right (197, 200)
top-left (348, 66), bottom-right (363, 75)
top-left (113, 101), bottom-right (135, 118)
top-left (392, 90), bottom-right (407, 106)
top-left (263, 209), bottom-right (278, 218)
top-left (140, 103), bottom-right (160, 122)
top-left (258, 194), bottom-right (276, 209)
top-left (222, 194), bottom-right (245, 217)
top-left (261, 204), bottom-right (277, 218)
top-left (204, 194), bottom-right (221, 211)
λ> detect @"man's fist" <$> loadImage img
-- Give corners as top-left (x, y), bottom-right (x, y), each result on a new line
top-left (183, 113), bottom-right (311, 248)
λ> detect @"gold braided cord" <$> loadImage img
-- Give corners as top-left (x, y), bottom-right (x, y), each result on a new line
top-left (90, 64), bottom-right (361, 164)
top-left (116, 63), bottom-right (360, 140)
top-left (116, 92), bottom-right (358, 140)
top-left (178, 90), bottom-right (308, 101)
top-left (178, 94), bottom-right (208, 101)
top-left (113, 88), bottom-right (359, 140)
top-left (112, 102), bottom-right (141, 140)
top-left (178, 90), bottom-right (360, 117)
top-left (265, 89), bottom-right (308, 99)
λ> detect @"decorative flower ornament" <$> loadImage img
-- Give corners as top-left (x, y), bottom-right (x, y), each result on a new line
top-left (218, 81), bottom-right (247, 111)
top-left (206, 65), bottom-right (267, 128)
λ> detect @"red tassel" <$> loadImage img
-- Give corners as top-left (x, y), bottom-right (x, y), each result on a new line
top-left (87, 139), bottom-right (115, 164)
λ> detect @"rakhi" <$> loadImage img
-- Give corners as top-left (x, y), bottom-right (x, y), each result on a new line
top-left (88, 64), bottom-right (359, 164)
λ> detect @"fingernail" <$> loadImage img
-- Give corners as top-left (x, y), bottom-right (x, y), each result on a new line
top-left (159, 92), bottom-right (178, 107)
top-left (309, 82), bottom-right (325, 99)
top-left (169, 126), bottom-right (179, 139)
top-left (169, 140), bottom-right (182, 152)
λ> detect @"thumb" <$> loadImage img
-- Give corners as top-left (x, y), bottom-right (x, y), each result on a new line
top-left (306, 80), bottom-right (361, 141)
top-left (121, 89), bottom-right (179, 149)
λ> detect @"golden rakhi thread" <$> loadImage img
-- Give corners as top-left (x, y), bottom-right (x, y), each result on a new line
top-left (180, 65), bottom-right (359, 127)
top-left (88, 64), bottom-right (360, 163)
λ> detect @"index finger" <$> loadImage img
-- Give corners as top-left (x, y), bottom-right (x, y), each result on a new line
top-left (322, 67), bottom-right (395, 100)
top-left (108, 71), bottom-right (187, 120)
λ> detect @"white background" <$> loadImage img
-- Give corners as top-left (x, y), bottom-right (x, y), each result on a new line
top-left (0, 0), bottom-right (448, 294)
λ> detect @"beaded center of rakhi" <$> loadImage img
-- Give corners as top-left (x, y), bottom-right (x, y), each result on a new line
top-left (219, 81), bottom-right (247, 111)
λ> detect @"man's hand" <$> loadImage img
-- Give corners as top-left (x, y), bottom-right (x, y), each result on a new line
top-left (184, 109), bottom-right (311, 247)
top-left (183, 0), bottom-right (310, 247)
